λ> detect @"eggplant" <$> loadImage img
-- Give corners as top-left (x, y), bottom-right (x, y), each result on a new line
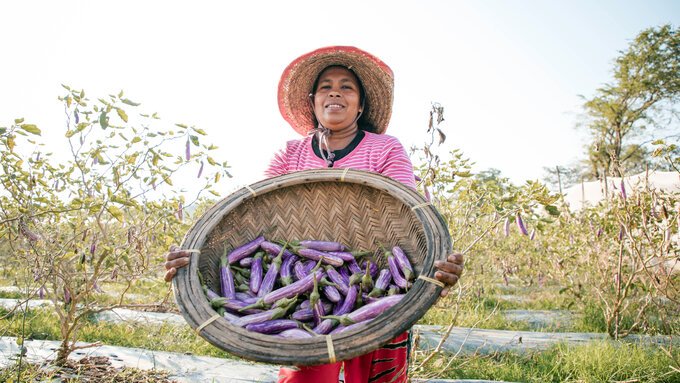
top-left (280, 254), bottom-right (299, 286)
top-left (321, 282), bottom-right (342, 303)
top-left (296, 248), bottom-right (344, 267)
top-left (391, 246), bottom-right (414, 281)
top-left (325, 266), bottom-right (349, 295)
top-left (333, 285), bottom-right (358, 316)
top-left (368, 269), bottom-right (392, 298)
top-left (277, 328), bottom-right (314, 339)
top-left (245, 319), bottom-right (300, 334)
top-left (347, 259), bottom-right (362, 274)
top-left (291, 307), bottom-right (314, 321)
top-left (245, 270), bottom-right (324, 309)
top-left (239, 257), bottom-right (254, 267)
top-left (322, 294), bottom-right (404, 326)
top-left (220, 254), bottom-right (236, 300)
top-left (388, 254), bottom-right (408, 289)
top-left (338, 267), bottom-right (351, 285)
top-left (361, 260), bottom-right (378, 278)
top-left (312, 318), bottom-right (338, 335)
top-left (203, 286), bottom-right (220, 300)
top-left (258, 243), bottom-right (287, 297)
top-left (361, 262), bottom-right (374, 292)
top-left (227, 235), bottom-right (265, 264)
top-left (516, 212), bottom-right (529, 236)
top-left (250, 252), bottom-right (264, 294)
top-left (293, 261), bottom-right (308, 281)
top-left (298, 240), bottom-right (345, 252)
top-left (232, 299), bottom-right (296, 327)
top-left (261, 241), bottom-right (295, 260)
top-left (210, 297), bottom-right (263, 315)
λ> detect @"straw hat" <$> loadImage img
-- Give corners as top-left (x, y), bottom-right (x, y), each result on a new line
top-left (278, 46), bottom-right (394, 136)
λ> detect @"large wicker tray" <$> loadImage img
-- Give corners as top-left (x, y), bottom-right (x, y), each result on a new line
top-left (173, 168), bottom-right (451, 366)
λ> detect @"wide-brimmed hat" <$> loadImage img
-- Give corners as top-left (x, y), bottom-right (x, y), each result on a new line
top-left (278, 46), bottom-right (394, 136)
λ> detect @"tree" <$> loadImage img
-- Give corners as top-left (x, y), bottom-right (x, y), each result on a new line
top-left (582, 24), bottom-right (679, 179)
top-left (0, 87), bottom-right (230, 366)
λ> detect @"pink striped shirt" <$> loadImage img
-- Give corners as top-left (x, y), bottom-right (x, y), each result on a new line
top-left (265, 131), bottom-right (416, 190)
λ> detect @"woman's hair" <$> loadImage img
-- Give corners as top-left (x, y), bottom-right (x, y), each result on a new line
top-left (310, 65), bottom-right (377, 133)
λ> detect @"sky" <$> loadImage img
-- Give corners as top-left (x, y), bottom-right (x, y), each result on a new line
top-left (1, 0), bottom-right (678, 198)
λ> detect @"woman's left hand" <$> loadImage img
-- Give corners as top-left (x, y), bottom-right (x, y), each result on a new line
top-left (434, 253), bottom-right (464, 297)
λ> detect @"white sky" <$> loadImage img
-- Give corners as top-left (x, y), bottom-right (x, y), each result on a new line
top-left (1, 0), bottom-right (678, 197)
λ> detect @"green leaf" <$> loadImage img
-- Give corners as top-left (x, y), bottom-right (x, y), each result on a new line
top-left (14, 118), bottom-right (24, 124)
top-left (7, 135), bottom-right (15, 151)
top-left (19, 124), bottom-right (41, 135)
top-left (545, 205), bottom-right (560, 217)
top-left (190, 135), bottom-right (199, 146)
top-left (207, 156), bottom-right (217, 166)
top-left (99, 112), bottom-right (109, 129)
top-left (121, 98), bottom-right (140, 106)
top-left (107, 205), bottom-right (124, 222)
top-left (175, 123), bottom-right (188, 129)
top-left (116, 108), bottom-right (128, 123)
top-left (131, 136), bottom-right (141, 144)
top-left (0, 127), bottom-right (7, 135)
top-left (194, 128), bottom-right (207, 135)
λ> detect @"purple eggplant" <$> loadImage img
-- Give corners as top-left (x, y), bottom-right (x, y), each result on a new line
top-left (368, 269), bottom-right (392, 298)
top-left (223, 310), bottom-right (240, 323)
top-left (323, 294), bottom-right (404, 326)
top-left (239, 257), bottom-right (254, 267)
top-left (228, 236), bottom-right (265, 264)
top-left (291, 307), bottom-right (314, 321)
top-left (325, 266), bottom-right (349, 295)
top-left (303, 260), bottom-right (317, 273)
top-left (277, 328), bottom-right (314, 339)
top-left (203, 286), bottom-right (221, 300)
top-left (210, 297), bottom-right (263, 315)
top-left (235, 291), bottom-right (256, 300)
top-left (309, 274), bottom-right (323, 326)
top-left (361, 263), bottom-right (374, 292)
top-left (246, 270), bottom-right (324, 309)
top-left (312, 318), bottom-right (338, 335)
top-left (330, 321), bottom-right (367, 334)
top-left (325, 250), bottom-right (369, 262)
top-left (220, 254), bottom-right (236, 300)
top-left (339, 267), bottom-right (351, 285)
top-left (361, 260), bottom-right (379, 278)
top-left (322, 284), bottom-right (342, 303)
top-left (391, 246), bottom-right (414, 281)
top-left (250, 252), bottom-right (264, 294)
top-left (258, 243), bottom-right (288, 297)
top-left (245, 319), bottom-right (300, 334)
top-left (333, 285), bottom-right (358, 316)
top-left (280, 254), bottom-right (299, 286)
top-left (232, 299), bottom-right (296, 327)
top-left (293, 261), bottom-right (309, 281)
top-left (261, 241), bottom-right (295, 260)
top-left (516, 212), bottom-right (529, 236)
top-left (388, 254), bottom-right (408, 289)
top-left (296, 248), bottom-right (344, 267)
top-left (347, 259), bottom-right (362, 274)
top-left (298, 240), bottom-right (345, 252)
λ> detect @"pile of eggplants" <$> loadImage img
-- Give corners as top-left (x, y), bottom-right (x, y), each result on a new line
top-left (202, 236), bottom-right (415, 338)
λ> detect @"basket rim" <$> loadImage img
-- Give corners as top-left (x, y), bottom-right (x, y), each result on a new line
top-left (173, 168), bottom-right (451, 365)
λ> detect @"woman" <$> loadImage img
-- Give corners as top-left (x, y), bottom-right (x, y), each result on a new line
top-left (165, 46), bottom-right (464, 383)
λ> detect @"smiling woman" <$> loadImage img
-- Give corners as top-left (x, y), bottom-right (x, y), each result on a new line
top-left (164, 46), bottom-right (465, 383)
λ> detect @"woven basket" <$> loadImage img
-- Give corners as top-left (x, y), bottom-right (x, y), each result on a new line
top-left (173, 168), bottom-right (451, 366)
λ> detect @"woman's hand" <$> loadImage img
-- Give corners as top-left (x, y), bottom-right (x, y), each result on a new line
top-left (164, 245), bottom-right (193, 282)
top-left (434, 252), bottom-right (464, 297)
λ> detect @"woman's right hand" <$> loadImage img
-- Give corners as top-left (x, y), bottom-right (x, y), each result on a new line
top-left (164, 245), bottom-right (193, 282)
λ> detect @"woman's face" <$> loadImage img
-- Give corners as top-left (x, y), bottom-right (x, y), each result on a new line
top-left (313, 66), bottom-right (362, 131)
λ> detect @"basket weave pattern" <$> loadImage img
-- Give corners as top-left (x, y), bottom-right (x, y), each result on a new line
top-left (173, 169), bottom-right (451, 365)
